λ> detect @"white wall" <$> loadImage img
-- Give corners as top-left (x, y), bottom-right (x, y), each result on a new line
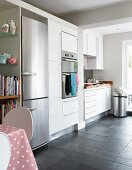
top-left (93, 32), bottom-right (132, 90)
top-left (62, 1), bottom-right (132, 28)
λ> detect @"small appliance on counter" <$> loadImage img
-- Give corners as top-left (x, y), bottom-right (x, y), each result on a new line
top-left (62, 50), bottom-right (79, 99)
top-left (86, 78), bottom-right (99, 84)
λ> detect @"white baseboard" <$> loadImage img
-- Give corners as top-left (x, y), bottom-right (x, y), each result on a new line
top-left (76, 121), bottom-right (85, 130)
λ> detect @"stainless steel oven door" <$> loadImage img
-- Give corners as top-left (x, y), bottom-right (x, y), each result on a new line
top-left (62, 58), bottom-right (78, 73)
top-left (62, 74), bottom-right (72, 99)
top-left (62, 74), bottom-right (78, 99)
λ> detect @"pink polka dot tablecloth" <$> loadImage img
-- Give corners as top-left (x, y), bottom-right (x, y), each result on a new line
top-left (0, 124), bottom-right (38, 170)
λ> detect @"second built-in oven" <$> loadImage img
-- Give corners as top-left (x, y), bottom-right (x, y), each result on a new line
top-left (62, 51), bottom-right (78, 99)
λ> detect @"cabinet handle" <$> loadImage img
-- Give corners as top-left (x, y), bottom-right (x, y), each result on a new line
top-left (64, 111), bottom-right (78, 116)
top-left (85, 95), bottom-right (96, 98)
top-left (27, 107), bottom-right (37, 111)
top-left (86, 100), bottom-right (96, 103)
top-left (86, 110), bottom-right (96, 114)
top-left (62, 58), bottom-right (77, 62)
top-left (86, 105), bottom-right (96, 108)
top-left (22, 72), bottom-right (37, 76)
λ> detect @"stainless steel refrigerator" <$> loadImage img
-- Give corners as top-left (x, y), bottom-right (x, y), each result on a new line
top-left (22, 16), bottom-right (49, 149)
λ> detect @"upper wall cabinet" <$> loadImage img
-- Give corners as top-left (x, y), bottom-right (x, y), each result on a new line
top-left (62, 25), bottom-right (77, 54)
top-left (83, 30), bottom-right (96, 57)
top-left (83, 30), bottom-right (103, 70)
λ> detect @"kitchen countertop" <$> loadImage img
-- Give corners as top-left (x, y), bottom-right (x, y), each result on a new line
top-left (84, 83), bottom-right (112, 89)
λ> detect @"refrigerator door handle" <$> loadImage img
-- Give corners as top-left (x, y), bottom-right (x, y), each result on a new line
top-left (27, 107), bottom-right (37, 111)
top-left (22, 72), bottom-right (37, 76)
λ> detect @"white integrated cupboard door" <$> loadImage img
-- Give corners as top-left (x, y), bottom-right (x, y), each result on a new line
top-left (85, 89), bottom-right (97, 120)
top-left (62, 32), bottom-right (77, 54)
top-left (85, 86), bottom-right (111, 120)
top-left (49, 61), bottom-right (62, 135)
top-left (96, 88), bottom-right (107, 114)
top-left (106, 87), bottom-right (111, 110)
top-left (96, 34), bottom-right (103, 69)
top-left (48, 20), bottom-right (61, 62)
top-left (87, 32), bottom-right (96, 57)
top-left (83, 30), bottom-right (96, 57)
top-left (48, 19), bottom-right (62, 135)
top-left (62, 97), bottom-right (78, 129)
top-left (83, 30), bottom-right (103, 70)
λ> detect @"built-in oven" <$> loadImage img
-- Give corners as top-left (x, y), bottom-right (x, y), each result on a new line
top-left (62, 51), bottom-right (78, 99)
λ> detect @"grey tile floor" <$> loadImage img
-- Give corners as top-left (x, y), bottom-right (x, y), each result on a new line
top-left (34, 115), bottom-right (132, 170)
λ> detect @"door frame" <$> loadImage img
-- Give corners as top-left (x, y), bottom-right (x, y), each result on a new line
top-left (122, 40), bottom-right (132, 91)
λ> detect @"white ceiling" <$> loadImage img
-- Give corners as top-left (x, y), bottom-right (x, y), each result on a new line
top-left (91, 22), bottom-right (132, 35)
top-left (22, 0), bottom-right (131, 16)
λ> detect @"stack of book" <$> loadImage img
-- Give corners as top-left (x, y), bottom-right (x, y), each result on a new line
top-left (0, 100), bottom-right (18, 123)
top-left (0, 75), bottom-right (20, 96)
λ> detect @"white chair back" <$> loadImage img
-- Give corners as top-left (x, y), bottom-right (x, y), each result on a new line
top-left (0, 132), bottom-right (11, 170)
top-left (3, 107), bottom-right (33, 141)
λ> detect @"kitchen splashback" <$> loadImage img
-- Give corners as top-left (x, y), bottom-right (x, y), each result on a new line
top-left (84, 70), bottom-right (93, 83)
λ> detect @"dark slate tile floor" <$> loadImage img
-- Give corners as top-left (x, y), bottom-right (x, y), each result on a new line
top-left (34, 115), bottom-right (132, 170)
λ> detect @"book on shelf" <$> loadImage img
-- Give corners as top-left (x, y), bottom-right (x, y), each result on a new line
top-left (0, 75), bottom-right (20, 96)
top-left (0, 99), bottom-right (18, 122)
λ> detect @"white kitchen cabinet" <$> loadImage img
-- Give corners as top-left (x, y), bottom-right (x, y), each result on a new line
top-left (96, 88), bottom-right (107, 113)
top-left (48, 20), bottom-right (61, 62)
top-left (48, 19), bottom-right (62, 135)
top-left (84, 86), bottom-right (111, 120)
top-left (62, 32), bottom-right (77, 54)
top-left (106, 87), bottom-right (111, 110)
top-left (84, 89), bottom-right (97, 120)
top-left (96, 34), bottom-right (103, 69)
top-left (83, 30), bottom-right (88, 55)
top-left (83, 30), bottom-right (96, 57)
top-left (49, 61), bottom-right (62, 135)
top-left (83, 30), bottom-right (103, 70)
top-left (48, 19), bottom-right (79, 135)
top-left (62, 97), bottom-right (78, 129)
top-left (62, 25), bottom-right (77, 36)
top-left (63, 112), bottom-right (78, 129)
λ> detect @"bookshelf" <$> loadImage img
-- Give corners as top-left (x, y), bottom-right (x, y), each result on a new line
top-left (0, 5), bottom-right (21, 123)
top-left (0, 95), bottom-right (20, 100)
top-left (0, 63), bottom-right (17, 66)
top-left (0, 32), bottom-right (17, 39)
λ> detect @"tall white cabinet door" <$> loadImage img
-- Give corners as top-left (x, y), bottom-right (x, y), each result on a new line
top-left (48, 20), bottom-right (61, 62)
top-left (96, 35), bottom-right (103, 70)
top-left (106, 87), bottom-right (111, 110)
top-left (49, 61), bottom-right (62, 135)
top-left (87, 33), bottom-right (96, 56)
top-left (48, 19), bottom-right (62, 135)
top-left (83, 30), bottom-right (88, 55)
top-left (97, 88), bottom-right (107, 113)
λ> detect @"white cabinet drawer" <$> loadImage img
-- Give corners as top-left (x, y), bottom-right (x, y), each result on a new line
top-left (85, 95), bottom-right (96, 102)
top-left (85, 109), bottom-right (97, 120)
top-left (85, 90), bottom-right (96, 97)
top-left (63, 112), bottom-right (78, 129)
top-left (85, 105), bottom-right (96, 114)
top-left (85, 100), bottom-right (96, 108)
top-left (63, 98), bottom-right (78, 116)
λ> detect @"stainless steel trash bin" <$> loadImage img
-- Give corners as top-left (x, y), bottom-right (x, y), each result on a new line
top-left (113, 88), bottom-right (127, 117)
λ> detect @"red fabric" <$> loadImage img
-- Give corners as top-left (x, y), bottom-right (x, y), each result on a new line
top-left (76, 73), bottom-right (79, 85)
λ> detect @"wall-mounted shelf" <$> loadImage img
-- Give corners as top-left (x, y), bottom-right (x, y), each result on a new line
top-left (0, 32), bottom-right (17, 39)
top-left (0, 95), bottom-right (20, 100)
top-left (0, 63), bottom-right (17, 65)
